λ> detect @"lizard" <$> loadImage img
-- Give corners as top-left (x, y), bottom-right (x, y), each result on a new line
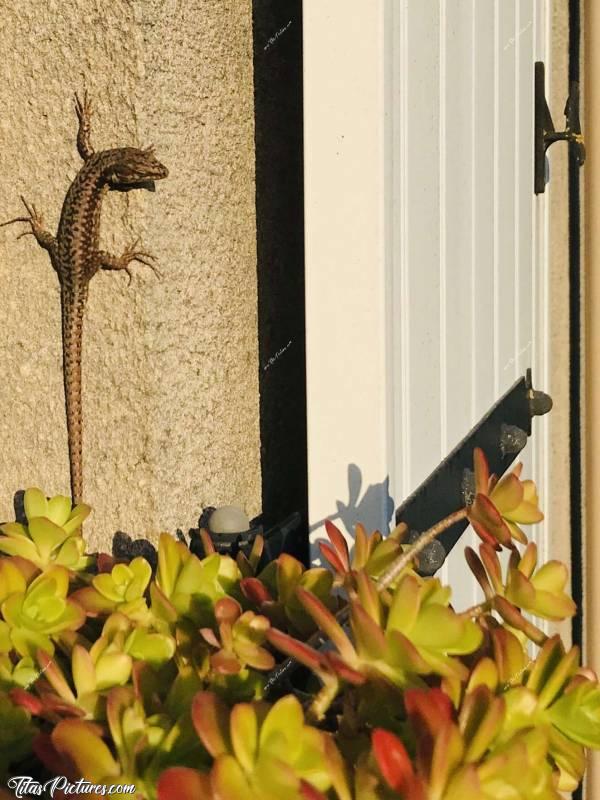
top-left (1, 92), bottom-right (168, 505)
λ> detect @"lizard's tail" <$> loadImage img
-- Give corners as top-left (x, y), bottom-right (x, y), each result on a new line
top-left (61, 291), bottom-right (85, 505)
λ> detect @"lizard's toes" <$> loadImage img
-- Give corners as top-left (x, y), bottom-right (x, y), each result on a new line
top-left (133, 256), bottom-right (162, 279)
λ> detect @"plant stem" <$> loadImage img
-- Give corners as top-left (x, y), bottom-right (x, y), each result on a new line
top-left (376, 508), bottom-right (468, 591)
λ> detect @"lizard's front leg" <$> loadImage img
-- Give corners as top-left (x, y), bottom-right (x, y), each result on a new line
top-left (92, 240), bottom-right (162, 285)
top-left (0, 196), bottom-right (58, 261)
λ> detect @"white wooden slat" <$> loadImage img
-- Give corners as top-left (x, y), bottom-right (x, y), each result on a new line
top-left (404, 1), bottom-right (442, 492)
top-left (495, 2), bottom-right (518, 392)
top-left (439, 0), bottom-right (478, 607)
top-left (516, 0), bottom-right (536, 385)
top-left (389, 0), bottom-right (410, 504)
top-left (460, 0), bottom-right (498, 600)
top-left (472, 1), bottom-right (497, 417)
top-left (443, 0), bottom-right (476, 450)
top-left (513, 0), bottom-right (536, 485)
top-left (530, 0), bottom-right (551, 566)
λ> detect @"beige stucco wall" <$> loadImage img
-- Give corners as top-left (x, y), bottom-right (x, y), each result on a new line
top-left (585, 0), bottom-right (600, 795)
top-left (547, 2), bottom-right (571, 597)
top-left (0, 1), bottom-right (261, 550)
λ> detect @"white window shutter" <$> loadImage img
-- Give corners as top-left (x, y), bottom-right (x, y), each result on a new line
top-left (304, 1), bottom-right (550, 600)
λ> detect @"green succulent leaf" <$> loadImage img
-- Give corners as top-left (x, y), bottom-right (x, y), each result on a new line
top-left (0, 691), bottom-right (36, 781)
top-left (125, 626), bottom-right (176, 665)
top-left (459, 686), bottom-right (505, 763)
top-left (192, 691), bottom-right (232, 757)
top-left (62, 502), bottom-right (92, 535)
top-left (490, 627), bottom-right (527, 686)
top-left (546, 680), bottom-right (600, 747)
top-left (94, 652), bottom-right (133, 691)
top-left (230, 702), bottom-right (258, 773)
top-left (547, 726), bottom-right (586, 791)
top-left (212, 753), bottom-right (253, 799)
top-left (23, 488), bottom-right (50, 520)
top-left (27, 517), bottom-right (71, 564)
top-left (46, 494), bottom-right (73, 527)
top-left (0, 559), bottom-right (28, 604)
top-left (157, 767), bottom-right (212, 800)
top-left (1, 567), bottom-right (84, 657)
top-left (386, 573), bottom-right (421, 633)
top-left (52, 718), bottom-right (120, 782)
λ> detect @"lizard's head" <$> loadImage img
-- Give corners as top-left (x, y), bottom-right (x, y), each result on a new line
top-left (106, 146), bottom-right (169, 192)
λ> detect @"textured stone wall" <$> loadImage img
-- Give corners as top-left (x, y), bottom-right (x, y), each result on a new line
top-left (0, 0), bottom-right (261, 550)
top-left (547, 0), bottom-right (571, 635)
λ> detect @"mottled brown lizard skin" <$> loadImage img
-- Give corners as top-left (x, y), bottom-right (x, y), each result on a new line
top-left (2, 93), bottom-right (168, 504)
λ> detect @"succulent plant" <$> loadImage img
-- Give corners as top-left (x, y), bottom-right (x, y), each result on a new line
top-left (467, 449), bottom-right (543, 548)
top-left (0, 488), bottom-right (92, 572)
top-left (466, 541), bottom-right (576, 627)
top-left (446, 630), bottom-right (598, 793)
top-left (0, 565), bottom-right (85, 658)
top-left (477, 729), bottom-right (561, 800)
top-left (318, 520), bottom-right (408, 585)
top-left (202, 597), bottom-right (273, 671)
top-left (240, 552), bottom-right (338, 638)
top-left (42, 685), bottom-right (207, 800)
top-left (268, 569), bottom-right (483, 718)
top-left (71, 556), bottom-right (153, 622)
top-left (157, 692), bottom-right (341, 800)
top-left (10, 612), bottom-right (175, 721)
top-left (371, 687), bottom-right (561, 800)
top-left (151, 533), bottom-right (240, 629)
top-left (496, 635), bottom-right (600, 791)
top-left (152, 594), bottom-right (277, 704)
top-left (0, 449), bottom-right (596, 798)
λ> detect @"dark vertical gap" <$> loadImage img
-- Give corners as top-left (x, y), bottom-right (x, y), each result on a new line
top-left (252, 1), bottom-right (308, 564)
top-left (569, 0), bottom-right (584, 791)
top-left (568, 0), bottom-right (583, 660)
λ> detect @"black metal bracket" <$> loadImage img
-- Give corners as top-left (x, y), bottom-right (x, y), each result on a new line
top-left (534, 61), bottom-right (585, 194)
top-left (395, 370), bottom-right (552, 575)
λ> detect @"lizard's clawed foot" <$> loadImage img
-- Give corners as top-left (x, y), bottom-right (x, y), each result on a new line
top-left (74, 90), bottom-right (93, 125)
top-left (75, 90), bottom-right (95, 160)
top-left (1, 196), bottom-right (47, 241)
top-left (109, 240), bottom-right (163, 285)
